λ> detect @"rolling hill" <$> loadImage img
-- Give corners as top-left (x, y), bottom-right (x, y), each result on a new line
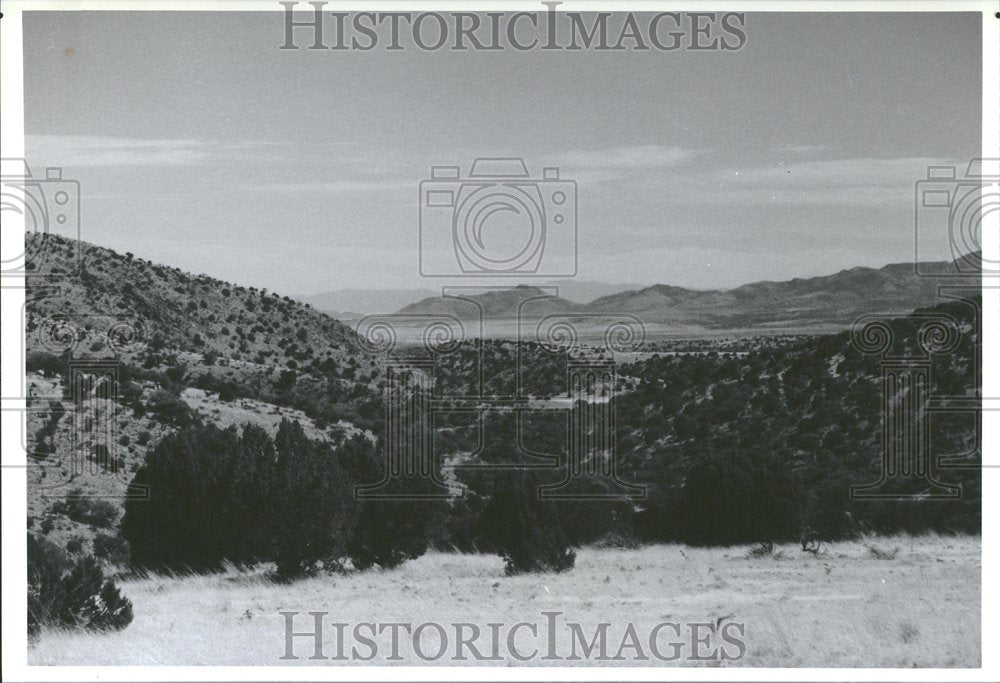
top-left (24, 234), bottom-right (384, 555)
top-left (25, 234), bottom-right (367, 370)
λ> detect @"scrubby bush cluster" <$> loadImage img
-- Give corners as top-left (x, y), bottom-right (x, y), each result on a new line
top-left (121, 419), bottom-right (443, 578)
top-left (120, 417), bottom-right (582, 578)
top-left (28, 535), bottom-right (133, 637)
top-left (430, 298), bottom-right (982, 548)
top-left (50, 491), bottom-right (119, 530)
top-left (625, 299), bottom-right (981, 544)
top-left (478, 472), bottom-right (576, 575)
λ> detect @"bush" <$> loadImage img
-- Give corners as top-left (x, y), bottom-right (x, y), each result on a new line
top-left (26, 351), bottom-right (66, 378)
top-left (217, 383), bottom-right (237, 402)
top-left (51, 491), bottom-right (118, 529)
top-left (123, 424), bottom-right (251, 571)
top-left (479, 471), bottom-right (576, 575)
top-left (271, 420), bottom-right (358, 578)
top-left (93, 533), bottom-right (131, 565)
top-left (145, 389), bottom-right (193, 426)
top-left (341, 436), bottom-right (444, 570)
top-left (28, 534), bottom-right (133, 637)
top-left (678, 450), bottom-right (802, 546)
top-left (123, 420), bottom-right (359, 578)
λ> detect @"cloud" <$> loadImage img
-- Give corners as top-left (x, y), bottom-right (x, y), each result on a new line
top-left (636, 156), bottom-right (964, 207)
top-left (773, 145), bottom-right (833, 155)
top-left (23, 135), bottom-right (303, 170)
top-left (541, 145), bottom-right (702, 187)
top-left (252, 180), bottom-right (411, 194)
top-left (25, 134), bottom-right (219, 167)
top-left (552, 145), bottom-right (700, 171)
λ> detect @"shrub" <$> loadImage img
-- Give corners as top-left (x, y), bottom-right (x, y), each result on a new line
top-left (271, 421), bottom-right (358, 578)
top-left (26, 351), bottom-right (65, 378)
top-left (28, 534), bottom-right (133, 637)
top-left (217, 383), bottom-right (237, 402)
top-left (51, 491), bottom-right (118, 529)
top-left (678, 450), bottom-right (802, 546)
top-left (123, 424), bottom-right (247, 571)
top-left (342, 436), bottom-right (444, 570)
top-left (93, 533), bottom-right (131, 565)
top-left (164, 364), bottom-right (188, 385)
top-left (123, 420), bottom-right (359, 578)
top-left (479, 471), bottom-right (576, 575)
top-left (145, 389), bottom-right (193, 426)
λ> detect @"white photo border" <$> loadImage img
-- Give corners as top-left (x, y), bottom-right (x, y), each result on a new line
top-left (1, 1), bottom-right (996, 681)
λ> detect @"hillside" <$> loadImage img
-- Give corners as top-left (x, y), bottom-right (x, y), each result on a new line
top-left (24, 234), bottom-right (384, 556)
top-left (25, 234), bottom-right (367, 369)
top-left (22, 235), bottom-right (981, 565)
top-left (424, 297), bottom-right (981, 546)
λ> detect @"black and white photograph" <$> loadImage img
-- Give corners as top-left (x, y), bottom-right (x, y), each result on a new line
top-left (1, 1), bottom-right (997, 680)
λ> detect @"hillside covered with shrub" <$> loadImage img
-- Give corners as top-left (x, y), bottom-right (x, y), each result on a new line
top-left (24, 235), bottom-right (980, 597)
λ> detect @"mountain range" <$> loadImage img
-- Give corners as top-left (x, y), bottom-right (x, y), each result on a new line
top-left (394, 255), bottom-right (979, 329)
top-left (296, 279), bottom-right (644, 318)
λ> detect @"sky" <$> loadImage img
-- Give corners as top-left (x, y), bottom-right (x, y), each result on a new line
top-left (22, 10), bottom-right (982, 295)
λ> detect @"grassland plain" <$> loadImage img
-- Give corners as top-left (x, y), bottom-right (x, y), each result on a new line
top-left (29, 534), bottom-right (979, 667)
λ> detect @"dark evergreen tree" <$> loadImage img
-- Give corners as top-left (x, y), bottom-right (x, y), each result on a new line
top-left (479, 471), bottom-right (576, 575)
top-left (271, 420), bottom-right (358, 578)
top-left (343, 435), bottom-right (445, 570)
top-left (122, 420), bottom-right (360, 578)
top-left (122, 424), bottom-right (242, 570)
top-left (679, 450), bottom-right (802, 545)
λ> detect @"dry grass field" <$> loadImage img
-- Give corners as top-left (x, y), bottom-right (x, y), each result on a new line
top-left (29, 534), bottom-right (979, 667)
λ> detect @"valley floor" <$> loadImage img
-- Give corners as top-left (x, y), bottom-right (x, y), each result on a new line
top-left (29, 535), bottom-right (980, 667)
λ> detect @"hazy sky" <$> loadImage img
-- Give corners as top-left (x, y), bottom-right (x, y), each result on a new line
top-left (23, 10), bottom-right (982, 294)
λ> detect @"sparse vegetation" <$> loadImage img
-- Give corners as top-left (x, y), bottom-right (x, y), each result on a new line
top-left (50, 491), bottom-right (118, 530)
top-left (22, 235), bottom-right (983, 662)
top-left (27, 537), bottom-right (979, 666)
